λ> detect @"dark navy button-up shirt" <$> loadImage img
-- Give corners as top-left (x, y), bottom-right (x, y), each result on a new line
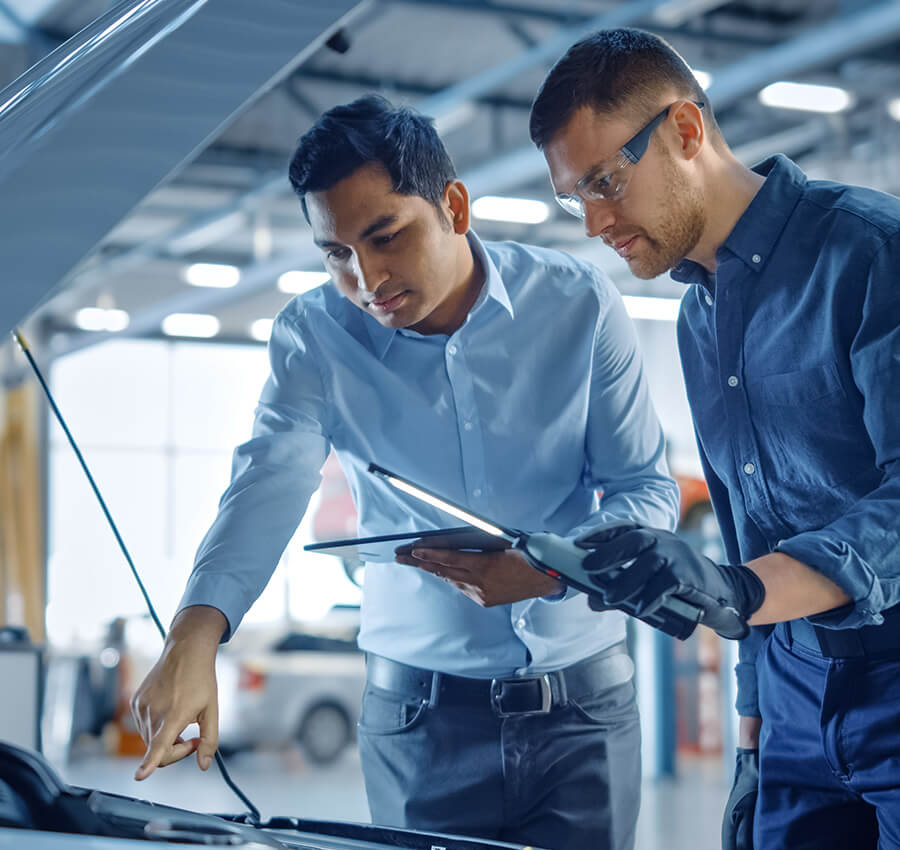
top-left (673, 155), bottom-right (900, 715)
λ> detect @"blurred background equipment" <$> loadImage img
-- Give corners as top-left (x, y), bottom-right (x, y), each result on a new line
top-left (0, 627), bottom-right (42, 751)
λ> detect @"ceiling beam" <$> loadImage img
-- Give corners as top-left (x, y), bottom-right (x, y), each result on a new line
top-left (708, 0), bottom-right (900, 108)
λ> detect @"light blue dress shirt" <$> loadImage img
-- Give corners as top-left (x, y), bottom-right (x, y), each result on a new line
top-left (180, 232), bottom-right (679, 677)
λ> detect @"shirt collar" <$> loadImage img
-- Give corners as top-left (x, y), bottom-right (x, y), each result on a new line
top-left (671, 154), bottom-right (807, 285)
top-left (365, 230), bottom-right (514, 359)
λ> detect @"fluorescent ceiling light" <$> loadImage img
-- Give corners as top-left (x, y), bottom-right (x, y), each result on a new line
top-left (74, 307), bottom-right (130, 332)
top-left (183, 262), bottom-right (240, 288)
top-left (278, 270), bottom-right (330, 294)
top-left (250, 318), bottom-right (274, 342)
top-left (759, 81), bottom-right (853, 114)
top-left (622, 295), bottom-right (682, 322)
top-left (161, 313), bottom-right (220, 338)
top-left (472, 196), bottom-right (550, 224)
top-left (889, 98), bottom-right (900, 122)
top-left (691, 69), bottom-right (712, 90)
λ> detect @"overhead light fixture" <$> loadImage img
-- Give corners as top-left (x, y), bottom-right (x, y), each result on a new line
top-left (161, 313), bottom-right (220, 338)
top-left (277, 270), bottom-right (330, 294)
top-left (759, 81), bottom-right (853, 114)
top-left (73, 307), bottom-right (130, 332)
top-left (472, 196), bottom-right (550, 225)
top-left (250, 318), bottom-right (274, 342)
top-left (888, 98), bottom-right (900, 122)
top-left (183, 262), bottom-right (240, 288)
top-left (621, 295), bottom-right (682, 322)
top-left (691, 69), bottom-right (712, 90)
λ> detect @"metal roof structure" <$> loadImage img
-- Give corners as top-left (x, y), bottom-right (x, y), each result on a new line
top-left (1, 0), bottom-right (899, 365)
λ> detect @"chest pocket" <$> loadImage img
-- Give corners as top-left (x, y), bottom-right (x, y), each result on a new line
top-left (746, 362), bottom-right (872, 494)
top-left (755, 363), bottom-right (844, 406)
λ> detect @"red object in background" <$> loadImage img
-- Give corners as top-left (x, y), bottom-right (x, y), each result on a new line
top-left (312, 451), bottom-right (358, 541)
top-left (674, 473), bottom-right (712, 526)
top-left (238, 665), bottom-right (266, 692)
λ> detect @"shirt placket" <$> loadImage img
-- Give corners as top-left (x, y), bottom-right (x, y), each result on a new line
top-left (713, 264), bottom-right (789, 545)
top-left (444, 330), bottom-right (489, 508)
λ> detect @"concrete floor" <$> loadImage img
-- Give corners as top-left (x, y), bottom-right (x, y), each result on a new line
top-left (60, 746), bottom-right (728, 850)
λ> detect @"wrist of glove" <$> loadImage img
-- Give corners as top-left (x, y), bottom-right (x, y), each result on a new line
top-left (723, 747), bottom-right (759, 850)
top-left (577, 524), bottom-right (765, 639)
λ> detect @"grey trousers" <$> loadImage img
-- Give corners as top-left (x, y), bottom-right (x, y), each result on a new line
top-left (357, 648), bottom-right (641, 850)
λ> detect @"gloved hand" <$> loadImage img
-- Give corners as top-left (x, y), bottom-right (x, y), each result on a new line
top-left (722, 748), bottom-right (759, 850)
top-left (577, 524), bottom-right (765, 639)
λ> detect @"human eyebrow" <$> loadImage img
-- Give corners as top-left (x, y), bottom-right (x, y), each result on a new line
top-left (358, 214), bottom-right (399, 241)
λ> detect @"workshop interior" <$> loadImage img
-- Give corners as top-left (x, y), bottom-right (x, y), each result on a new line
top-left (1, 1), bottom-right (899, 848)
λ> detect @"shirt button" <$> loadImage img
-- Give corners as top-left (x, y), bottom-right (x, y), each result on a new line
top-left (752, 254), bottom-right (762, 264)
top-left (473, 488), bottom-right (482, 498)
top-left (704, 294), bottom-right (713, 306)
top-left (447, 344), bottom-right (457, 356)
top-left (516, 619), bottom-right (526, 629)
top-left (727, 376), bottom-right (739, 387)
top-left (743, 462), bottom-right (756, 475)
top-left (464, 422), bottom-right (473, 431)
top-left (776, 539), bottom-right (786, 548)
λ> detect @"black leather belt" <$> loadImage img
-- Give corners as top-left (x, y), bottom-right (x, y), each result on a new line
top-left (365, 642), bottom-right (632, 718)
top-left (784, 603), bottom-right (900, 658)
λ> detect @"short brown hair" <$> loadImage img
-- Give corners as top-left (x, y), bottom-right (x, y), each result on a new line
top-left (530, 28), bottom-right (721, 149)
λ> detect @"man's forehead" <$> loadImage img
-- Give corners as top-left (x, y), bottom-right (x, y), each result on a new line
top-left (544, 105), bottom-right (630, 191)
top-left (306, 166), bottom-right (401, 241)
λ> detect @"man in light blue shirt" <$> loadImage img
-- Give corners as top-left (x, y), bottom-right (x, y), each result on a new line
top-left (131, 95), bottom-right (679, 850)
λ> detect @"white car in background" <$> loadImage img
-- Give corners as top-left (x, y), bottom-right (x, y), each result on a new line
top-left (218, 608), bottom-right (365, 765)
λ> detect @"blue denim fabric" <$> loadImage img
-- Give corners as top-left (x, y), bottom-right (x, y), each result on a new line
top-left (674, 155), bottom-right (900, 715)
top-left (755, 626), bottom-right (900, 849)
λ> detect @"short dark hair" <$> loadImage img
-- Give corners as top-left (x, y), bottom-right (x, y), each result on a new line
top-left (288, 94), bottom-right (457, 221)
top-left (530, 28), bottom-right (720, 149)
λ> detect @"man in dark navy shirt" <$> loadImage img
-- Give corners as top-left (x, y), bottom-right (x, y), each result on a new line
top-left (530, 27), bottom-right (900, 850)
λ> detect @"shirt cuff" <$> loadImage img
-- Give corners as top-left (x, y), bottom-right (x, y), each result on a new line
top-left (177, 571), bottom-right (254, 642)
top-left (776, 534), bottom-right (886, 629)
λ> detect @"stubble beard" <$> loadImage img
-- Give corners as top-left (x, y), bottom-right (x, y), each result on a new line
top-left (627, 154), bottom-right (706, 280)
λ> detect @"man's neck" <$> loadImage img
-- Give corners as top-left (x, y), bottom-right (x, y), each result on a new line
top-left (411, 236), bottom-right (485, 336)
top-left (689, 157), bottom-right (766, 274)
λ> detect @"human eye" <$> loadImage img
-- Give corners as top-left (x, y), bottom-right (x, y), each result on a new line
top-left (583, 171), bottom-right (614, 200)
top-left (326, 246), bottom-right (350, 261)
top-left (373, 230), bottom-right (400, 247)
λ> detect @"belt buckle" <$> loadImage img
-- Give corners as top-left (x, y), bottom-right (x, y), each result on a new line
top-left (490, 673), bottom-right (553, 718)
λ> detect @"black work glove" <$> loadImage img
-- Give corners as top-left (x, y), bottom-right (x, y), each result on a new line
top-left (722, 748), bottom-right (759, 850)
top-left (577, 524), bottom-right (765, 639)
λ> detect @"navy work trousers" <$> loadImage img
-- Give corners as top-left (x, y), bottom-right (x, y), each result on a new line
top-left (357, 652), bottom-right (641, 850)
top-left (756, 624), bottom-right (900, 849)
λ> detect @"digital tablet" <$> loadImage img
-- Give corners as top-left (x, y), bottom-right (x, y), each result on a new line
top-left (303, 526), bottom-right (511, 563)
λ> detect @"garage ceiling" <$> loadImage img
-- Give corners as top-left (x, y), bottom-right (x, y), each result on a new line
top-left (2, 0), bottom-right (899, 363)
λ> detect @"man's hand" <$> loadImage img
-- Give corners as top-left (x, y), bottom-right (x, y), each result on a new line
top-left (577, 524), bottom-right (765, 639)
top-left (394, 547), bottom-right (562, 606)
top-left (723, 747), bottom-right (759, 850)
top-left (130, 606), bottom-right (226, 780)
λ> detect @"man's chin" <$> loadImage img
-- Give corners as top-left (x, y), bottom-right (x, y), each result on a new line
top-left (626, 257), bottom-right (671, 280)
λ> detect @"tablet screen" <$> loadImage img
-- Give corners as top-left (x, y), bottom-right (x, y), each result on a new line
top-left (303, 526), bottom-right (511, 563)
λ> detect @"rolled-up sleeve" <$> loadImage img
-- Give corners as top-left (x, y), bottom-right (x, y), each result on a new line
top-left (777, 233), bottom-right (900, 630)
top-left (178, 308), bottom-right (332, 640)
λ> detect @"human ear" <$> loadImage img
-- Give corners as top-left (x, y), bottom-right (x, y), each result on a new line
top-left (444, 180), bottom-right (470, 234)
top-left (671, 100), bottom-right (704, 160)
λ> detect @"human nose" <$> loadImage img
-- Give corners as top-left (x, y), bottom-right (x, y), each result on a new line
top-left (583, 198), bottom-right (616, 239)
top-left (353, 251), bottom-right (388, 293)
